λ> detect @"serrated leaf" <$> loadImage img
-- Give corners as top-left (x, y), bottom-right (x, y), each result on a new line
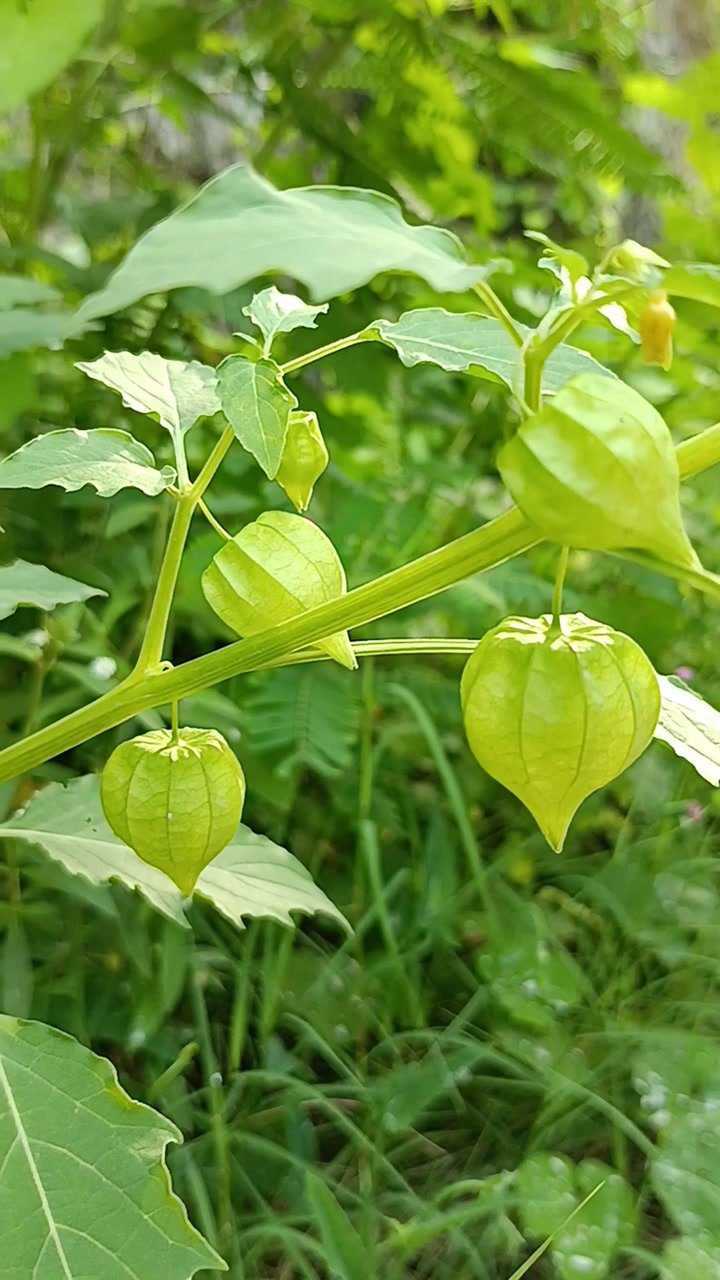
top-left (0, 0), bottom-right (104, 113)
top-left (202, 510), bottom-right (356, 670)
top-left (0, 560), bottom-right (105, 622)
top-left (0, 428), bottom-right (173, 497)
top-left (655, 674), bottom-right (720, 786)
top-left (75, 164), bottom-right (488, 322)
top-left (372, 309), bottom-right (616, 394)
top-left (196, 828), bottom-right (349, 932)
top-left (0, 776), bottom-right (346, 932)
top-left (0, 777), bottom-right (188, 926)
top-left (499, 373), bottom-right (698, 568)
top-left (243, 286), bottom-right (329, 354)
top-left (77, 352), bottom-right (220, 457)
top-left (0, 1016), bottom-right (225, 1277)
top-left (216, 356), bottom-right (297, 479)
top-left (517, 1154), bottom-right (635, 1280)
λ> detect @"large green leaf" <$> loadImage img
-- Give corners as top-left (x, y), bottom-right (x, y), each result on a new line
top-left (372, 309), bottom-right (617, 393)
top-left (0, 1016), bottom-right (224, 1277)
top-left (0, 560), bottom-right (105, 622)
top-left (216, 356), bottom-right (297, 478)
top-left (0, 777), bottom-right (346, 931)
top-left (0, 276), bottom-right (61, 308)
top-left (0, 428), bottom-right (173, 497)
top-left (517, 1154), bottom-right (635, 1280)
top-left (0, 308), bottom-right (85, 358)
top-left (75, 164), bottom-right (487, 322)
top-left (76, 352), bottom-right (221, 461)
top-left (655, 674), bottom-right (720, 786)
top-left (0, 0), bottom-right (104, 113)
top-left (202, 510), bottom-right (356, 670)
top-left (664, 262), bottom-right (720, 308)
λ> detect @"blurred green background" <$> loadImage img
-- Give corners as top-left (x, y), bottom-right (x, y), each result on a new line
top-left (3, 1), bottom-right (720, 1276)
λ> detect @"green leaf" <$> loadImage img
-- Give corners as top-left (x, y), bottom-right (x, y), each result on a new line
top-left (305, 1173), bottom-right (367, 1280)
top-left (216, 356), bottom-right (297, 479)
top-left (371, 309), bottom-right (616, 394)
top-left (655, 674), bottom-right (720, 786)
top-left (243, 286), bottom-right (329, 354)
top-left (0, 776), bottom-right (346, 932)
top-left (75, 164), bottom-right (488, 322)
top-left (0, 308), bottom-right (86, 358)
top-left (661, 1240), bottom-right (720, 1279)
top-left (0, 0), bottom-right (104, 113)
top-left (461, 613), bottom-right (660, 850)
top-left (663, 262), bottom-right (720, 307)
top-left (0, 1016), bottom-right (225, 1277)
top-left (517, 1154), bottom-right (635, 1280)
top-left (499, 373), bottom-right (699, 568)
top-left (525, 231), bottom-right (588, 285)
top-left (0, 428), bottom-right (174, 497)
top-left (202, 510), bottom-right (356, 670)
top-left (76, 352), bottom-right (221, 463)
top-left (0, 560), bottom-right (105, 622)
top-left (0, 777), bottom-right (188, 926)
top-left (276, 410), bottom-right (329, 510)
top-left (0, 275), bottom-right (61, 308)
top-left (196, 827), bottom-right (349, 932)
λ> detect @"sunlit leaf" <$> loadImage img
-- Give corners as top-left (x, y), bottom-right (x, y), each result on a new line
top-left (243, 286), bottom-right (329, 354)
top-left (372, 309), bottom-right (616, 394)
top-left (0, 1016), bottom-right (225, 1277)
top-left (76, 352), bottom-right (221, 461)
top-left (75, 164), bottom-right (488, 322)
top-left (0, 428), bottom-right (173, 497)
top-left (655, 674), bottom-right (720, 786)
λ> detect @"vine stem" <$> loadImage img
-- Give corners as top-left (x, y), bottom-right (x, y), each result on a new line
top-left (2, 416), bottom-right (720, 784)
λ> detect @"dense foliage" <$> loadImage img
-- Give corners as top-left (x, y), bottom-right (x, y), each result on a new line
top-left (4, 2), bottom-right (720, 1278)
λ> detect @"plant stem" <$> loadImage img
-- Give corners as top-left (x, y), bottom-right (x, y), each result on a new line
top-left (472, 280), bottom-right (523, 346)
top-left (134, 495), bottom-right (196, 673)
top-left (280, 331), bottom-right (372, 375)
top-left (198, 498), bottom-right (233, 542)
top-left (551, 546), bottom-right (570, 620)
top-left (2, 421), bottom-right (720, 784)
top-left (171, 700), bottom-right (180, 743)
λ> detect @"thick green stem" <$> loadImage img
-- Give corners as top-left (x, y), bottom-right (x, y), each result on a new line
top-left (134, 495), bottom-right (195, 672)
top-left (551, 546), bottom-right (570, 620)
top-left (1, 422), bottom-right (718, 784)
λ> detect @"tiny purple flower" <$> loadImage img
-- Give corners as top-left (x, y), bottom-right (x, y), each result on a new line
top-left (674, 666), bottom-right (695, 683)
top-left (685, 801), bottom-right (704, 824)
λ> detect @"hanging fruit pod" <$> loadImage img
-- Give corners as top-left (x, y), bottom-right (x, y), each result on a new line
top-left (461, 612), bottom-right (660, 850)
top-left (101, 727), bottom-right (245, 895)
